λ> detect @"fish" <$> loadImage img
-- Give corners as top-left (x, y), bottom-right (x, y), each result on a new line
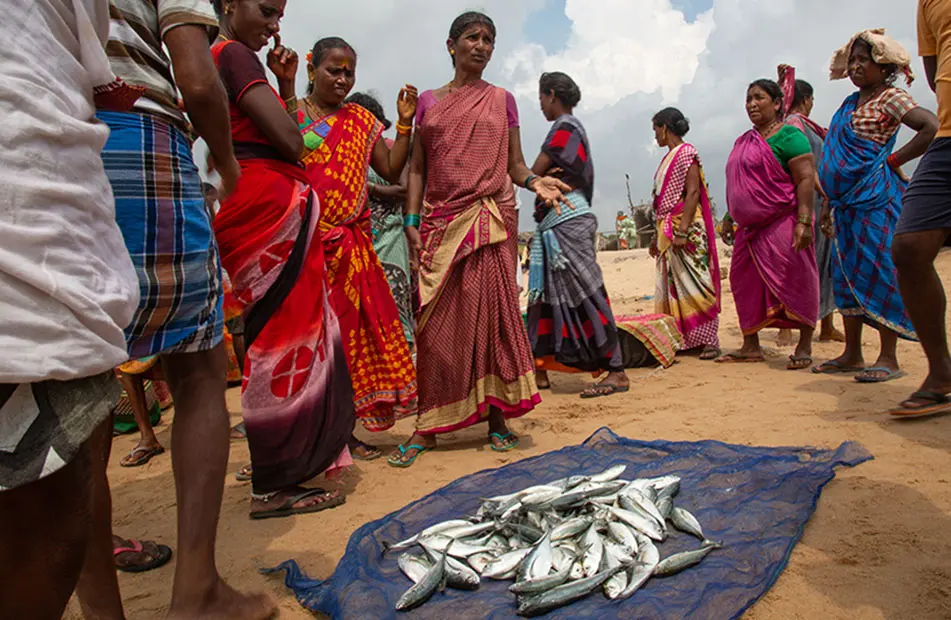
top-left (608, 505), bottom-right (665, 542)
top-left (551, 516), bottom-right (593, 542)
top-left (634, 531), bottom-right (660, 567)
top-left (384, 519), bottom-right (472, 554)
top-left (569, 560), bottom-right (585, 580)
top-left (420, 535), bottom-right (494, 558)
top-left (608, 522), bottom-right (639, 555)
top-left (518, 531), bottom-right (553, 582)
top-left (509, 562), bottom-right (574, 595)
top-left (521, 489), bottom-right (564, 509)
top-left (551, 547), bottom-right (572, 573)
top-left (505, 523), bottom-right (544, 545)
top-left (620, 488), bottom-right (666, 527)
top-left (581, 524), bottom-right (604, 578)
top-left (656, 496), bottom-right (674, 520)
top-left (601, 542), bottom-right (631, 600)
top-left (669, 506), bottom-right (706, 542)
top-left (516, 566), bottom-right (623, 617)
top-left (616, 559), bottom-right (658, 601)
top-left (395, 552), bottom-right (446, 611)
top-left (653, 543), bottom-right (720, 577)
top-left (398, 554), bottom-right (431, 584)
top-left (589, 464), bottom-right (627, 483)
top-left (650, 476), bottom-right (682, 502)
top-left (439, 521), bottom-right (497, 541)
top-left (443, 555), bottom-right (481, 590)
top-left (467, 551), bottom-right (496, 574)
top-left (481, 548), bottom-right (533, 580)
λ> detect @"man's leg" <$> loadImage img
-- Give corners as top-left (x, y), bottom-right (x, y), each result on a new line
top-left (0, 427), bottom-right (94, 620)
top-left (894, 229), bottom-right (951, 396)
top-left (162, 344), bottom-right (275, 620)
top-left (75, 419), bottom-right (125, 620)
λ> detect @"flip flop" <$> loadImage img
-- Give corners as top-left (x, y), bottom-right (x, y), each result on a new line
top-left (349, 440), bottom-right (383, 462)
top-left (114, 539), bottom-right (173, 574)
top-left (230, 422), bottom-right (247, 440)
top-left (699, 347), bottom-right (722, 361)
top-left (236, 464), bottom-right (253, 482)
top-left (250, 488), bottom-right (344, 520)
top-left (120, 445), bottom-right (165, 468)
top-left (714, 352), bottom-right (765, 364)
top-left (890, 391), bottom-right (951, 419)
top-left (812, 360), bottom-right (865, 375)
top-left (787, 355), bottom-right (813, 371)
top-left (387, 444), bottom-right (430, 468)
top-left (580, 384), bottom-right (631, 399)
top-left (855, 367), bottom-right (906, 384)
top-left (489, 432), bottom-right (520, 452)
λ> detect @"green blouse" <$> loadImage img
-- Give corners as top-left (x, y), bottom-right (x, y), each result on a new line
top-left (766, 125), bottom-right (812, 170)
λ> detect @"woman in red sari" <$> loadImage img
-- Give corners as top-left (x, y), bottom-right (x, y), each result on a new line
top-left (388, 11), bottom-right (569, 467)
top-left (210, 0), bottom-right (353, 519)
top-left (296, 38), bottom-right (418, 459)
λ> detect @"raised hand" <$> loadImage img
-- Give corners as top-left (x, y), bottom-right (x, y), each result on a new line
top-left (397, 85), bottom-right (419, 125)
top-left (266, 34), bottom-right (298, 84)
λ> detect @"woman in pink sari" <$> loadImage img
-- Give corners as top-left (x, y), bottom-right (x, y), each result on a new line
top-left (388, 11), bottom-right (567, 467)
top-left (650, 108), bottom-right (721, 359)
top-left (718, 79), bottom-right (820, 369)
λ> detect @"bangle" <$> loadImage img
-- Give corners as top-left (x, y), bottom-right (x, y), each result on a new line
top-left (403, 213), bottom-right (421, 228)
top-left (887, 154), bottom-right (901, 170)
top-left (798, 216), bottom-right (812, 225)
top-left (674, 229), bottom-right (689, 239)
top-left (396, 122), bottom-right (413, 135)
top-left (524, 174), bottom-right (538, 191)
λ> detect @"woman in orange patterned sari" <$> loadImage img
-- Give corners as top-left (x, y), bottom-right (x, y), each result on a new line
top-left (297, 38), bottom-right (418, 458)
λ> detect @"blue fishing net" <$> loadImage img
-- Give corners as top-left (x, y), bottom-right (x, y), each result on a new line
top-left (267, 428), bottom-right (871, 619)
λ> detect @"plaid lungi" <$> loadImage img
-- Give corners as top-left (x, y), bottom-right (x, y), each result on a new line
top-left (98, 111), bottom-right (223, 358)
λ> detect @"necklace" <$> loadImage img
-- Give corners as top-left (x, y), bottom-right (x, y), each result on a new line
top-left (304, 97), bottom-right (338, 120)
top-left (757, 120), bottom-right (781, 138)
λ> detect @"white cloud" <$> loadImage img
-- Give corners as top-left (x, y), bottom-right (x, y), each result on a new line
top-left (246, 0), bottom-right (936, 232)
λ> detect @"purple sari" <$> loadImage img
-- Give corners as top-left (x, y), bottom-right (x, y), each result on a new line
top-left (725, 130), bottom-right (819, 334)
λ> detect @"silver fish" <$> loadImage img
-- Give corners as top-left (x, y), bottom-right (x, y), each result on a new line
top-left (602, 552), bottom-right (629, 600)
top-left (384, 519), bottom-right (472, 553)
top-left (421, 535), bottom-right (494, 558)
top-left (509, 562), bottom-right (573, 595)
top-left (395, 552), bottom-right (446, 611)
top-left (398, 554), bottom-right (431, 584)
top-left (589, 464), bottom-right (627, 483)
top-left (634, 531), bottom-right (660, 567)
top-left (516, 566), bottom-right (623, 617)
top-left (656, 496), bottom-right (674, 520)
top-left (518, 530), bottom-right (553, 582)
top-left (467, 551), bottom-right (496, 574)
top-left (482, 547), bottom-right (532, 580)
top-left (621, 489), bottom-right (666, 527)
top-left (568, 559), bottom-right (585, 580)
top-left (581, 524), bottom-right (604, 578)
top-left (603, 541), bottom-right (635, 566)
top-left (651, 476), bottom-right (682, 501)
top-left (487, 534), bottom-right (509, 551)
top-left (439, 521), bottom-right (496, 541)
top-left (443, 555), bottom-right (481, 590)
top-left (608, 522), bottom-right (639, 555)
top-left (653, 543), bottom-right (720, 577)
top-left (521, 489), bottom-right (564, 509)
top-left (550, 547), bottom-right (571, 573)
top-left (608, 505), bottom-right (665, 542)
top-left (669, 506), bottom-right (706, 541)
top-left (616, 558), bottom-right (658, 601)
top-left (551, 516), bottom-right (592, 542)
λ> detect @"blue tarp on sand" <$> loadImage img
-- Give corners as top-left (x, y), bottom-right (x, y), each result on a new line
top-left (268, 428), bottom-right (871, 619)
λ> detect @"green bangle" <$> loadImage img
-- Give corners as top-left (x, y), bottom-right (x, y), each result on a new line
top-left (524, 174), bottom-right (538, 191)
top-left (403, 213), bottom-right (421, 228)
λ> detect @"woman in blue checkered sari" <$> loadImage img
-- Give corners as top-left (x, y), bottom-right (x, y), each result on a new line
top-left (814, 31), bottom-right (937, 383)
top-left (525, 72), bottom-right (629, 399)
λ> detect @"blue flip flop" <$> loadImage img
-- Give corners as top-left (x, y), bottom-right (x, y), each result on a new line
top-left (489, 432), bottom-right (519, 452)
top-left (387, 444), bottom-right (430, 468)
top-left (812, 360), bottom-right (865, 375)
top-left (855, 367), bottom-right (906, 384)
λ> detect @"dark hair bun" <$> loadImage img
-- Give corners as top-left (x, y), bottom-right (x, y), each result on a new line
top-left (539, 72), bottom-right (582, 108)
top-left (652, 107), bottom-right (690, 137)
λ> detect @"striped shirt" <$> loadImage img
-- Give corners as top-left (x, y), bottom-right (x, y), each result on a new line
top-left (105, 0), bottom-right (217, 129)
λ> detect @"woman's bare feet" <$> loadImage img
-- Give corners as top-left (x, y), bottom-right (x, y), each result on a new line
top-left (535, 369), bottom-right (551, 389)
top-left (167, 578), bottom-right (276, 620)
top-left (776, 329), bottom-right (794, 347)
top-left (819, 316), bottom-right (846, 342)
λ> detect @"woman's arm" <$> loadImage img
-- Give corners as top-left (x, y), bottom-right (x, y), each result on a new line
top-left (892, 107), bottom-right (939, 166)
top-left (788, 154), bottom-right (816, 251)
top-left (530, 151), bottom-right (554, 176)
top-left (237, 85), bottom-right (302, 162)
top-left (673, 163), bottom-right (702, 247)
top-left (508, 127), bottom-right (570, 209)
top-left (369, 181), bottom-right (407, 202)
top-left (404, 137), bottom-right (426, 269)
top-left (370, 86), bottom-right (419, 184)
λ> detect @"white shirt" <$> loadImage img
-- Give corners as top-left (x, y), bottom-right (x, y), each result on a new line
top-left (0, 0), bottom-right (138, 382)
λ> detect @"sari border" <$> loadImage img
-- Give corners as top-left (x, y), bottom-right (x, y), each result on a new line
top-left (415, 373), bottom-right (540, 436)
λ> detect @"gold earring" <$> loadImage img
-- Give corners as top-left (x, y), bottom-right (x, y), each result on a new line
top-left (450, 50), bottom-right (455, 56)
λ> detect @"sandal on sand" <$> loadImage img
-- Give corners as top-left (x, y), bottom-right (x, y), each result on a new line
top-left (120, 445), bottom-right (165, 468)
top-left (890, 391), bottom-right (951, 419)
top-left (250, 488), bottom-right (344, 520)
top-left (855, 367), bottom-right (906, 384)
top-left (787, 355), bottom-right (813, 371)
top-left (699, 347), bottom-right (722, 361)
top-left (387, 444), bottom-right (430, 468)
top-left (236, 464), bottom-right (253, 482)
top-left (580, 383), bottom-right (630, 399)
top-left (114, 539), bottom-right (173, 574)
top-left (715, 352), bottom-right (765, 364)
top-left (489, 432), bottom-right (520, 452)
top-left (230, 422), bottom-right (247, 440)
top-left (349, 439), bottom-right (383, 462)
top-left (811, 360), bottom-right (865, 375)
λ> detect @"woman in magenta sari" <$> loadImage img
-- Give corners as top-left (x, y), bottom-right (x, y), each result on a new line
top-left (718, 79), bottom-right (820, 369)
top-left (650, 108), bottom-right (721, 359)
top-left (388, 11), bottom-right (567, 467)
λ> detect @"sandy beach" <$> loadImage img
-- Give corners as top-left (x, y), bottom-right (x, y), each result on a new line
top-left (69, 248), bottom-right (951, 619)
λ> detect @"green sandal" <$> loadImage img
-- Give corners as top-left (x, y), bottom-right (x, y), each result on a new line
top-left (489, 432), bottom-right (519, 452)
top-left (387, 444), bottom-right (430, 468)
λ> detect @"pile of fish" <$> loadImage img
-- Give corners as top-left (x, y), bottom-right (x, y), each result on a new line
top-left (383, 465), bottom-right (721, 616)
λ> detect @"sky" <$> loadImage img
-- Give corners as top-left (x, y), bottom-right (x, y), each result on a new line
top-left (252, 0), bottom-right (935, 232)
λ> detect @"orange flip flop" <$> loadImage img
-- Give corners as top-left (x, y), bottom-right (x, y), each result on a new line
top-left (890, 391), bottom-right (951, 419)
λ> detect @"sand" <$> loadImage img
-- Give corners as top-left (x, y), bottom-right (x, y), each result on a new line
top-left (67, 249), bottom-right (951, 619)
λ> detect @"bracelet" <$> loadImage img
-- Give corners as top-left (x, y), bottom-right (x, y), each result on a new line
top-left (403, 213), bottom-right (421, 228)
top-left (797, 216), bottom-right (812, 225)
top-left (524, 174), bottom-right (538, 191)
top-left (674, 229), bottom-right (689, 239)
top-left (396, 122), bottom-right (413, 135)
top-left (887, 154), bottom-right (901, 170)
